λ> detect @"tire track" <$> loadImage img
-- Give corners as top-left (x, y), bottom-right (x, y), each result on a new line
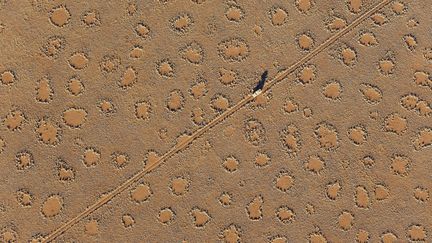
top-left (42, 0), bottom-right (392, 241)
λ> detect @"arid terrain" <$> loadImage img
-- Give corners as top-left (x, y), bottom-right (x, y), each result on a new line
top-left (0, 0), bottom-right (431, 242)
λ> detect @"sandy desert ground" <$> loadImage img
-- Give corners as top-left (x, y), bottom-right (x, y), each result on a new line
top-left (0, 0), bottom-right (431, 242)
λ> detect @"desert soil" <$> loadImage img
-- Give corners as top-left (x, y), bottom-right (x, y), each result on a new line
top-left (0, 0), bottom-right (431, 242)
